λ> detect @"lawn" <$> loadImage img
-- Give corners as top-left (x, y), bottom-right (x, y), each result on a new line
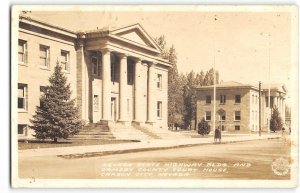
top-left (18, 138), bottom-right (139, 150)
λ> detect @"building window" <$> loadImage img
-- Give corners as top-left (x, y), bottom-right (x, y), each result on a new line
top-left (252, 95), bottom-right (254, 104)
top-left (127, 62), bottom-right (134, 85)
top-left (265, 96), bottom-right (274, 108)
top-left (234, 111), bottom-right (241, 121)
top-left (61, 50), bottom-right (70, 72)
top-left (40, 86), bottom-right (47, 107)
top-left (221, 125), bottom-right (225, 131)
top-left (270, 96), bottom-right (274, 108)
top-left (157, 101), bottom-right (162, 118)
top-left (220, 113), bottom-right (226, 121)
top-left (235, 95), bottom-right (241, 103)
top-left (18, 84), bottom-right (27, 110)
top-left (39, 45), bottom-right (50, 68)
top-left (111, 55), bottom-right (118, 82)
top-left (157, 74), bottom-right (162, 89)
top-left (220, 95), bottom-right (226, 104)
top-left (93, 95), bottom-right (99, 111)
top-left (18, 39), bottom-right (27, 64)
top-left (206, 96), bottom-right (211, 104)
top-left (205, 111), bottom-right (211, 121)
top-left (235, 125), bottom-right (240, 131)
top-left (18, 124), bottom-right (27, 135)
top-left (91, 52), bottom-right (100, 76)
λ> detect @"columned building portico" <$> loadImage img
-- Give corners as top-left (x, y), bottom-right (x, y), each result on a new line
top-left (78, 23), bottom-right (171, 129)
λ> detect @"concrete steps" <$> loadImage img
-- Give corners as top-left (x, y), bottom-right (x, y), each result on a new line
top-left (141, 124), bottom-right (187, 139)
top-left (131, 123), bottom-right (161, 139)
top-left (109, 123), bottom-right (154, 141)
top-left (72, 123), bottom-right (115, 140)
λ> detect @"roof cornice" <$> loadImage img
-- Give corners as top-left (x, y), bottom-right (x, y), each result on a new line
top-left (19, 14), bottom-right (77, 38)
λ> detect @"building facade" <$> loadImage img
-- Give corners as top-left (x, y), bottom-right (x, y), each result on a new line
top-left (17, 15), bottom-right (170, 137)
top-left (195, 81), bottom-right (286, 133)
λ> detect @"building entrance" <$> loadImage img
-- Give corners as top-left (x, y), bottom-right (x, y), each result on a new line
top-left (111, 98), bottom-right (117, 121)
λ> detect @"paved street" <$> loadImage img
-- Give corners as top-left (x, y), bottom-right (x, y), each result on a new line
top-left (19, 138), bottom-right (291, 180)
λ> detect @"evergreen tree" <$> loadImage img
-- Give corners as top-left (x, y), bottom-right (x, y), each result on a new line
top-left (198, 118), bottom-right (211, 136)
top-left (203, 68), bottom-right (219, 86)
top-left (183, 71), bottom-right (197, 129)
top-left (270, 107), bottom-right (283, 132)
top-left (30, 63), bottom-right (82, 142)
top-left (195, 70), bottom-right (205, 86)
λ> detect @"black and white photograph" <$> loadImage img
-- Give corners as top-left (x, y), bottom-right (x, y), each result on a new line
top-left (10, 5), bottom-right (298, 188)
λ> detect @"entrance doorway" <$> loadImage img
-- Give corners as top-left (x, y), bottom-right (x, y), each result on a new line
top-left (111, 98), bottom-right (117, 121)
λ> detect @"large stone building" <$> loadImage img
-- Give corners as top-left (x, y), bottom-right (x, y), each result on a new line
top-left (17, 14), bottom-right (171, 138)
top-left (195, 81), bottom-right (286, 133)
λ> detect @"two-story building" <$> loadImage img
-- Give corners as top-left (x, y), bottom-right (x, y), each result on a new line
top-left (194, 81), bottom-right (286, 133)
top-left (17, 14), bottom-right (171, 137)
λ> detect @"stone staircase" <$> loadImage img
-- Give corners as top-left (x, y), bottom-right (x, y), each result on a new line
top-left (131, 123), bottom-right (161, 139)
top-left (72, 122), bottom-right (115, 140)
top-left (140, 124), bottom-right (187, 139)
top-left (109, 123), bottom-right (154, 141)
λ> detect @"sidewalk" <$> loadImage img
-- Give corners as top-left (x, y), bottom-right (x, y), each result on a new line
top-left (18, 133), bottom-right (282, 158)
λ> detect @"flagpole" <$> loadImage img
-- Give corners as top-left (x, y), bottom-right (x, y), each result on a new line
top-left (213, 15), bottom-right (217, 135)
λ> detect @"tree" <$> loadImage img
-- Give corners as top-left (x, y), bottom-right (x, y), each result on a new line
top-left (30, 63), bottom-right (82, 142)
top-left (270, 107), bottom-right (283, 132)
top-left (198, 118), bottom-right (211, 136)
top-left (195, 70), bottom-right (205, 86)
top-left (203, 68), bottom-right (219, 86)
top-left (183, 71), bottom-right (197, 129)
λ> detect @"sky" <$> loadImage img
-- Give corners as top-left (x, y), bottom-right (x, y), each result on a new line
top-left (26, 7), bottom-right (295, 103)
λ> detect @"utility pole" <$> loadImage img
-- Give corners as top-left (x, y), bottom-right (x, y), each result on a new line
top-left (259, 81), bottom-right (261, 136)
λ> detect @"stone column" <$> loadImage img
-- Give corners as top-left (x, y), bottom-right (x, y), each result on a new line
top-left (146, 62), bottom-right (156, 124)
top-left (133, 58), bottom-right (142, 123)
top-left (76, 34), bottom-right (88, 121)
top-left (101, 49), bottom-right (111, 121)
top-left (118, 53), bottom-right (128, 122)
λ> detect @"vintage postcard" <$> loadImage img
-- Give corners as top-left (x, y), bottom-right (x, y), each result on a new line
top-left (11, 5), bottom-right (298, 188)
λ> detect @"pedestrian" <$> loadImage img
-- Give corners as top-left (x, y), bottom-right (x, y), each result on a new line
top-left (214, 127), bottom-right (221, 143)
top-left (218, 128), bottom-right (222, 143)
top-left (282, 127), bottom-right (285, 137)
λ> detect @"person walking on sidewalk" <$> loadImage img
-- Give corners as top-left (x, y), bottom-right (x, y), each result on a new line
top-left (214, 127), bottom-right (221, 143)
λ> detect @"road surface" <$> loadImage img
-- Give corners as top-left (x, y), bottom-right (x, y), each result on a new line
top-left (19, 138), bottom-right (291, 179)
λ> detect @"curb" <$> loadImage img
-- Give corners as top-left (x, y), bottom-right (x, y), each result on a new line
top-left (57, 136), bottom-right (281, 159)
